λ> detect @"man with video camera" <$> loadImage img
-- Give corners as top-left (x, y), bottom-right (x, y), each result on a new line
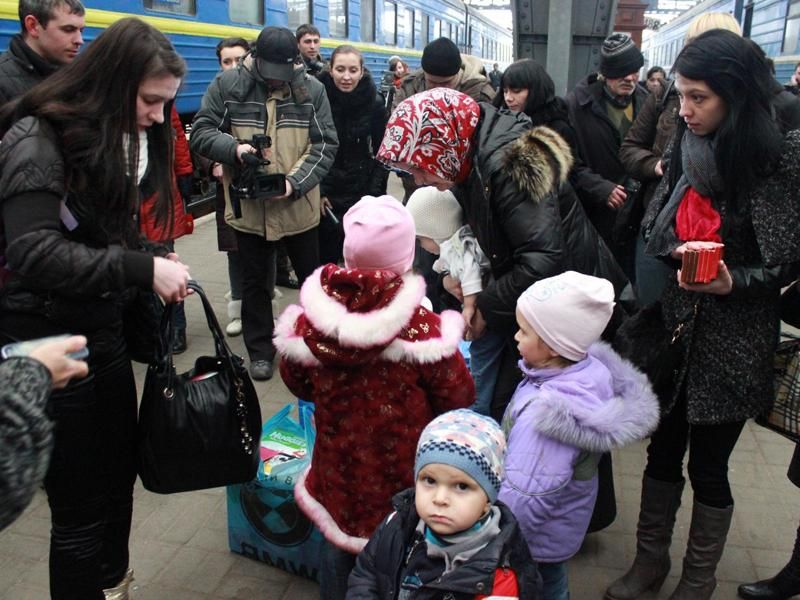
top-left (191, 26), bottom-right (338, 381)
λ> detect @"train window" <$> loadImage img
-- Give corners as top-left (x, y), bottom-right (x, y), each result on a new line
top-left (143, 0), bottom-right (196, 16)
top-left (361, 0), bottom-right (375, 42)
top-left (287, 0), bottom-right (310, 29)
top-left (383, 1), bottom-right (397, 45)
top-left (784, 0), bottom-right (800, 53)
top-left (330, 0), bottom-right (347, 37)
top-left (229, 0), bottom-right (263, 25)
top-left (404, 8), bottom-right (414, 48)
top-left (421, 13), bottom-right (429, 44)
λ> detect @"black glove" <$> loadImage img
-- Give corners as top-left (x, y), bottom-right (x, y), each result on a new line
top-left (241, 152), bottom-right (262, 167)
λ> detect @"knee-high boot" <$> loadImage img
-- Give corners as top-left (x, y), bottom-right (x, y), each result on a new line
top-left (668, 500), bottom-right (734, 600)
top-left (738, 523), bottom-right (800, 599)
top-left (605, 476), bottom-right (685, 599)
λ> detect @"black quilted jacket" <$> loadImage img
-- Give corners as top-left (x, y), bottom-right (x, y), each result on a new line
top-left (0, 35), bottom-right (57, 109)
top-left (0, 117), bottom-right (155, 332)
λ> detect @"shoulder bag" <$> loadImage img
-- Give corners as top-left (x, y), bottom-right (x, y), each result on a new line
top-left (138, 281), bottom-right (262, 493)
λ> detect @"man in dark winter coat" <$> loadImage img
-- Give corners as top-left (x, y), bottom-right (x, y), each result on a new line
top-left (566, 33), bottom-right (648, 280)
top-left (0, 0), bottom-right (85, 109)
top-left (296, 23), bottom-right (326, 77)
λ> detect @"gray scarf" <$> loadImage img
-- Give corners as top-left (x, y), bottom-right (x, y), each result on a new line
top-left (417, 506), bottom-right (502, 576)
top-left (645, 131), bottom-right (722, 258)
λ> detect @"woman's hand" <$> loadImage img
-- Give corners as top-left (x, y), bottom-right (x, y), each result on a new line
top-left (443, 275), bottom-right (464, 303)
top-left (678, 260), bottom-right (733, 295)
top-left (29, 335), bottom-right (89, 389)
top-left (654, 160), bottom-right (663, 177)
top-left (153, 256), bottom-right (191, 303)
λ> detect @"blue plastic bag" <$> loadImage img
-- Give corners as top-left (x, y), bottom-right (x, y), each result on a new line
top-left (257, 402), bottom-right (315, 485)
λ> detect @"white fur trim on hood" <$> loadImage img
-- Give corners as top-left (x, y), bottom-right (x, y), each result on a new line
top-left (273, 304), bottom-right (322, 367)
top-left (299, 267), bottom-right (426, 349)
top-left (379, 309), bottom-right (466, 364)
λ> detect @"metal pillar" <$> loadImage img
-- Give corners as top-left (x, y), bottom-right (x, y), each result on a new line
top-left (513, 0), bottom-right (619, 94)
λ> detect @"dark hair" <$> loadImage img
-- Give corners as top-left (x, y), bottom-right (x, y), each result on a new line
top-left (673, 29), bottom-right (782, 196)
top-left (295, 24), bottom-right (320, 41)
top-left (646, 66), bottom-right (666, 79)
top-left (492, 58), bottom-right (555, 115)
top-left (215, 36), bottom-right (250, 64)
top-left (19, 0), bottom-right (84, 33)
top-left (3, 18), bottom-right (186, 239)
top-left (330, 44), bottom-right (363, 69)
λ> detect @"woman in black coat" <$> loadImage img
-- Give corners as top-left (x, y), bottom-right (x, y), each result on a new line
top-left (316, 45), bottom-right (388, 265)
top-left (0, 19), bottom-right (191, 598)
top-left (606, 30), bottom-right (800, 600)
top-left (377, 88), bottom-right (626, 418)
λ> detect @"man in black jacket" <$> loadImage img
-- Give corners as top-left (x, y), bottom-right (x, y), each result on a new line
top-left (0, 0), bottom-right (85, 109)
top-left (566, 33), bottom-right (647, 280)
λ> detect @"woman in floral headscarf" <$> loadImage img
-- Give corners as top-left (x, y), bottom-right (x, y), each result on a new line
top-left (377, 87), bottom-right (626, 422)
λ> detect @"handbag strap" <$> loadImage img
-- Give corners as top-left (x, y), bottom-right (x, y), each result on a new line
top-left (156, 280), bottom-right (242, 384)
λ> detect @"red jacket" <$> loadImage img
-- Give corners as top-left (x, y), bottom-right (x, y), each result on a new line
top-left (139, 106), bottom-right (193, 242)
top-left (274, 265), bottom-right (474, 554)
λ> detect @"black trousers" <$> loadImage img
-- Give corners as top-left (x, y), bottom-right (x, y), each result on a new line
top-left (645, 393), bottom-right (746, 508)
top-left (0, 316), bottom-right (137, 599)
top-left (236, 227), bottom-right (320, 362)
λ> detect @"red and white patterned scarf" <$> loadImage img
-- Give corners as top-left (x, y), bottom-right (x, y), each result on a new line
top-left (377, 88), bottom-right (481, 182)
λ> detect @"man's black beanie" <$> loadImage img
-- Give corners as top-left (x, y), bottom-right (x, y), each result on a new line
top-left (421, 37), bottom-right (462, 77)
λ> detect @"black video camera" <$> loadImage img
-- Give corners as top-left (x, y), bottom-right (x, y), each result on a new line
top-left (229, 134), bottom-right (287, 218)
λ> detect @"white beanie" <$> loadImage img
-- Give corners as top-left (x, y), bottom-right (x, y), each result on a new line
top-left (405, 187), bottom-right (463, 245)
top-left (516, 271), bottom-right (615, 361)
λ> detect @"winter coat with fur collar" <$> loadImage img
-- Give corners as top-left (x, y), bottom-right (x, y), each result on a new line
top-left (274, 265), bottom-right (474, 553)
top-left (498, 342), bottom-right (658, 562)
top-left (453, 106), bottom-right (627, 335)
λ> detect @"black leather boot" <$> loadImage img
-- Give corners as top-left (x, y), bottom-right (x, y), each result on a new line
top-left (738, 524), bottom-right (800, 599)
top-left (605, 476), bottom-right (686, 599)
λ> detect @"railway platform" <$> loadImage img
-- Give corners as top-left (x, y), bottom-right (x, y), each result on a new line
top-left (0, 178), bottom-right (798, 599)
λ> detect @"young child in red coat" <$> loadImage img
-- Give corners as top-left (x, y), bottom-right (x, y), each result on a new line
top-left (274, 194), bottom-right (475, 600)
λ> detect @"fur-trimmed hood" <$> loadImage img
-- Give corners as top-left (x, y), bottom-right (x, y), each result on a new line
top-left (274, 264), bottom-right (465, 368)
top-left (516, 341), bottom-right (659, 453)
top-left (503, 125), bottom-right (574, 202)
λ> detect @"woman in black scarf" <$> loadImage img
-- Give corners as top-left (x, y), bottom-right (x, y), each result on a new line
top-left (606, 30), bottom-right (800, 600)
top-left (316, 45), bottom-right (388, 266)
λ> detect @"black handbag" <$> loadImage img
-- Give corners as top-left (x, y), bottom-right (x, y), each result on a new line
top-left (612, 301), bottom-right (697, 407)
top-left (138, 281), bottom-right (262, 494)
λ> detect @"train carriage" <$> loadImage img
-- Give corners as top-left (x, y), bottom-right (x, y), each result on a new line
top-left (0, 0), bottom-right (512, 116)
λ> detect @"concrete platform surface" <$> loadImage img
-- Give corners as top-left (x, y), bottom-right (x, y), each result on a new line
top-left (1, 178), bottom-right (798, 599)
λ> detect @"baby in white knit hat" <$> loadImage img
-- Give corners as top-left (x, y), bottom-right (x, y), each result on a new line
top-left (405, 187), bottom-right (505, 417)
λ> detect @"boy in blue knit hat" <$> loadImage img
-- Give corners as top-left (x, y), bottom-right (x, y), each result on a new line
top-left (346, 409), bottom-right (541, 599)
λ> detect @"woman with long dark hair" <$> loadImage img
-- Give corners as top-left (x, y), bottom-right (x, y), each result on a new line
top-left (316, 45), bottom-right (387, 265)
top-left (606, 30), bottom-right (800, 600)
top-left (0, 18), bottom-right (190, 598)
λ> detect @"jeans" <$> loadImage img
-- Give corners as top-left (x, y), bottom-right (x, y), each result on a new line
top-left (634, 233), bottom-right (672, 306)
top-left (490, 336), bottom-right (523, 423)
top-left (645, 393), bottom-right (745, 508)
top-left (468, 331), bottom-right (506, 416)
top-left (319, 540), bottom-right (357, 600)
top-left (235, 228), bottom-right (319, 362)
top-left (539, 561), bottom-right (570, 600)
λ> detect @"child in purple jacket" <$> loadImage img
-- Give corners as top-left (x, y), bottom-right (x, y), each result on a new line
top-left (498, 272), bottom-right (659, 600)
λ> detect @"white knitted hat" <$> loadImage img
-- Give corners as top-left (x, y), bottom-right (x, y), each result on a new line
top-left (405, 187), bottom-right (463, 245)
top-left (517, 271), bottom-right (615, 361)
